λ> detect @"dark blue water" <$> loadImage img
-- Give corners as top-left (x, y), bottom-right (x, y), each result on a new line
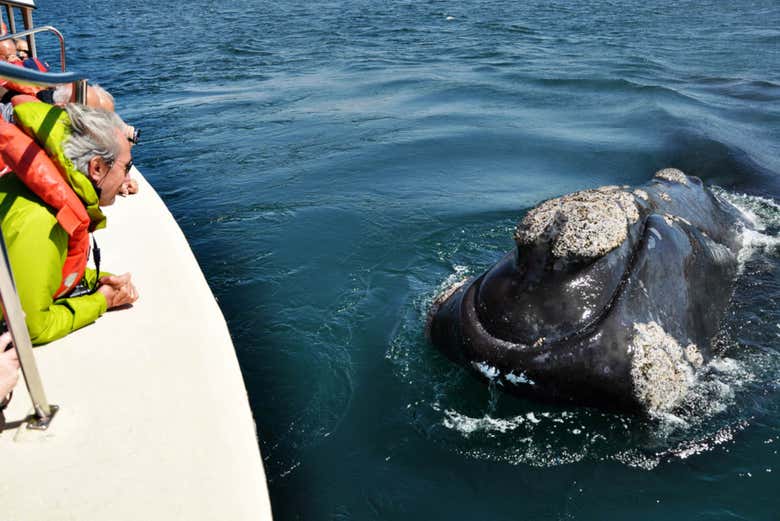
top-left (36, 1), bottom-right (780, 518)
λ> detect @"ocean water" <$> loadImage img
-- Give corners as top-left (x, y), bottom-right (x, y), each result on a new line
top-left (36, 1), bottom-right (780, 519)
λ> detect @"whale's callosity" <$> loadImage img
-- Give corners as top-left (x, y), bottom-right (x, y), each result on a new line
top-left (427, 169), bottom-right (747, 415)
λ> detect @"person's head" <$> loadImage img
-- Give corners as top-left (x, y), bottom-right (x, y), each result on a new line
top-left (54, 83), bottom-right (137, 145)
top-left (86, 84), bottom-right (115, 112)
top-left (62, 103), bottom-right (132, 206)
top-left (13, 38), bottom-right (28, 60)
top-left (0, 39), bottom-right (20, 63)
top-left (53, 83), bottom-right (115, 112)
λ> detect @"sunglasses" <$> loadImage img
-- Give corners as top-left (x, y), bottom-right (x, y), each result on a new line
top-left (105, 158), bottom-right (134, 178)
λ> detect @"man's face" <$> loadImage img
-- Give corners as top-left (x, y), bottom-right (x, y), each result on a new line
top-left (90, 129), bottom-right (133, 206)
top-left (0, 41), bottom-right (19, 63)
top-left (15, 41), bottom-right (28, 60)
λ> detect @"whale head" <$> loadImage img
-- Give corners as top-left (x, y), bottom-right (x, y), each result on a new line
top-left (428, 169), bottom-right (746, 413)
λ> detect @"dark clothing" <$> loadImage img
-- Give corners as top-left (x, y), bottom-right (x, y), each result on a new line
top-left (22, 57), bottom-right (49, 72)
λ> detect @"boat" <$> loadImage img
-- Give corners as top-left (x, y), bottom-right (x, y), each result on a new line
top-left (0, 2), bottom-right (274, 518)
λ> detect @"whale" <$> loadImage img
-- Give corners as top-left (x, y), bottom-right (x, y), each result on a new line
top-left (427, 169), bottom-right (747, 415)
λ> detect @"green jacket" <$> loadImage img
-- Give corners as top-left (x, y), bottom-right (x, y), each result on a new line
top-left (0, 175), bottom-right (107, 344)
top-left (0, 104), bottom-right (109, 345)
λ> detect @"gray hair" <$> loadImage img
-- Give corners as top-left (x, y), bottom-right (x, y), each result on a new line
top-left (52, 84), bottom-right (71, 105)
top-left (62, 103), bottom-right (124, 175)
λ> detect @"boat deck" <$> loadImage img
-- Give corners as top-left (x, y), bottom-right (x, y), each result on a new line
top-left (0, 169), bottom-right (273, 520)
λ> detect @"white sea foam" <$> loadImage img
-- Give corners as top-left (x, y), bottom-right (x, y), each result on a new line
top-left (430, 265), bottom-right (470, 308)
top-left (716, 189), bottom-right (780, 231)
top-left (739, 228), bottom-right (780, 263)
top-left (472, 361), bottom-right (499, 380)
top-left (670, 423), bottom-right (745, 460)
top-left (505, 371), bottom-right (535, 386)
top-left (713, 187), bottom-right (780, 268)
top-left (442, 409), bottom-right (527, 435)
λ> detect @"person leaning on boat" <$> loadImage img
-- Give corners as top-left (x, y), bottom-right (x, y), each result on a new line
top-left (0, 101), bottom-right (138, 345)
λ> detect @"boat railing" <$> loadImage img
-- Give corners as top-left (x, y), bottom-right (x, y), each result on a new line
top-left (0, 25), bottom-right (67, 71)
top-left (0, 60), bottom-right (89, 102)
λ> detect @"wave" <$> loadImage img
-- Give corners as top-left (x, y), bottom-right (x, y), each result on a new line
top-left (690, 77), bottom-right (780, 102)
top-left (658, 130), bottom-right (779, 192)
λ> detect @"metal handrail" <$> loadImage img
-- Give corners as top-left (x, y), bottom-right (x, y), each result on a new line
top-left (0, 25), bottom-right (66, 71)
top-left (0, 232), bottom-right (56, 429)
top-left (0, 62), bottom-right (88, 104)
top-left (0, 60), bottom-right (82, 86)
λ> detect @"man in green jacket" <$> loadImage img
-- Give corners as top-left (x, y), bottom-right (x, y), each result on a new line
top-left (0, 102), bottom-right (138, 345)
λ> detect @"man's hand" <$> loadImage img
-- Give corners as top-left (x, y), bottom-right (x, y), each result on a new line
top-left (97, 273), bottom-right (139, 309)
top-left (0, 332), bottom-right (19, 400)
top-left (119, 178), bottom-right (139, 196)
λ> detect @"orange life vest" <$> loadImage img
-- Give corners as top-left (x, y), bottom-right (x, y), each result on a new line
top-left (0, 119), bottom-right (91, 298)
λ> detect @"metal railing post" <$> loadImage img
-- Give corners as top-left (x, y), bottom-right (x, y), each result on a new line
top-left (21, 8), bottom-right (36, 59)
top-left (4, 5), bottom-right (14, 34)
top-left (0, 232), bottom-right (57, 429)
top-left (74, 78), bottom-right (87, 104)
